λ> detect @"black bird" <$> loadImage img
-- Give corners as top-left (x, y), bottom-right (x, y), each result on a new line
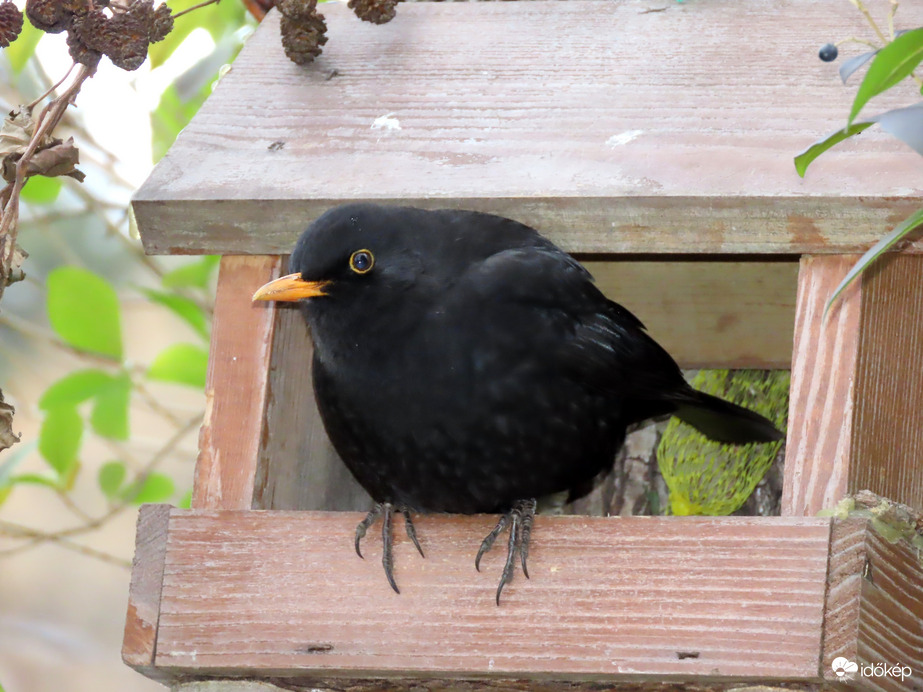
top-left (253, 203), bottom-right (782, 603)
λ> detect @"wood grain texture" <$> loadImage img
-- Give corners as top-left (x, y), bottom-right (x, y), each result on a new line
top-left (851, 255), bottom-right (923, 510)
top-left (194, 256), bottom-right (283, 510)
top-left (133, 1), bottom-right (923, 256)
top-left (122, 504), bottom-right (171, 671)
top-left (821, 518), bottom-right (866, 680)
top-left (856, 527), bottom-right (923, 692)
top-left (781, 256), bottom-right (862, 517)
top-left (174, 680), bottom-right (824, 692)
top-left (143, 512), bottom-right (832, 684)
top-left (587, 259), bottom-right (798, 368)
top-left (253, 299), bottom-right (371, 511)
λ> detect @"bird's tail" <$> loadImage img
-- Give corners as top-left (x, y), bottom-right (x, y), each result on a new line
top-left (671, 388), bottom-right (784, 444)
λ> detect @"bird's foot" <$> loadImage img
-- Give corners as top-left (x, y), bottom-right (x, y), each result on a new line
top-left (354, 502), bottom-right (424, 594)
top-left (475, 498), bottom-right (537, 605)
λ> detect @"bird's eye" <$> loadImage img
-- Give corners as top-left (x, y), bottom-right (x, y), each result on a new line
top-left (349, 249), bottom-right (374, 274)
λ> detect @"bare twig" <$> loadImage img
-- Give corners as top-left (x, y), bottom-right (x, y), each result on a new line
top-left (0, 311), bottom-right (127, 369)
top-left (0, 521), bottom-right (132, 568)
top-left (0, 65), bottom-right (96, 305)
top-left (173, 0), bottom-right (222, 19)
top-left (27, 63), bottom-right (77, 110)
top-left (848, 0), bottom-right (890, 43)
top-left (0, 414), bottom-right (200, 563)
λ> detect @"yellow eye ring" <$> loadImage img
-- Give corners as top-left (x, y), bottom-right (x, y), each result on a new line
top-left (349, 249), bottom-right (374, 274)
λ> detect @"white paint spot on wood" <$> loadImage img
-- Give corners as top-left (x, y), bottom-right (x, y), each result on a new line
top-left (371, 113), bottom-right (402, 131)
top-left (606, 130), bottom-right (643, 147)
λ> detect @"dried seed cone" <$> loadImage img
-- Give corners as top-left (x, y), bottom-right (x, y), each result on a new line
top-left (150, 3), bottom-right (173, 43)
top-left (0, 0), bottom-right (23, 48)
top-left (348, 0), bottom-right (398, 25)
top-left (78, 8), bottom-right (149, 71)
top-left (280, 11), bottom-right (328, 65)
top-left (66, 21), bottom-right (101, 67)
top-left (25, 0), bottom-right (69, 33)
top-left (278, 0), bottom-right (318, 20)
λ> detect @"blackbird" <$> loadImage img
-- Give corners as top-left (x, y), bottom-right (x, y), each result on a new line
top-left (253, 203), bottom-right (783, 603)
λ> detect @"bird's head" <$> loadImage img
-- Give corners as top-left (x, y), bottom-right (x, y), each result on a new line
top-left (252, 203), bottom-right (431, 311)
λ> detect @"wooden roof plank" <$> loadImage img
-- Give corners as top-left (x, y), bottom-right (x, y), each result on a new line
top-left (134, 0), bottom-right (923, 255)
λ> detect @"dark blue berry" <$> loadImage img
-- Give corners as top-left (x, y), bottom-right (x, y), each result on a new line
top-left (819, 43), bottom-right (838, 62)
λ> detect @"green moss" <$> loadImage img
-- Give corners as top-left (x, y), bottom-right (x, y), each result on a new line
top-left (657, 370), bottom-right (789, 516)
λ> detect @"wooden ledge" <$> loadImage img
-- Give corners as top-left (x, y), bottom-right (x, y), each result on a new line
top-left (124, 508), bottom-right (850, 687)
top-left (133, 0), bottom-right (923, 256)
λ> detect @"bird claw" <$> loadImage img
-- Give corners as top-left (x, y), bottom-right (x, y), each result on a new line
top-left (354, 502), bottom-right (424, 594)
top-left (475, 499), bottom-right (537, 605)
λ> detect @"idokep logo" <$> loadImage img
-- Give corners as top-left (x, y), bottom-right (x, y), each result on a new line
top-left (832, 657), bottom-right (859, 677)
top-left (831, 657), bottom-right (913, 682)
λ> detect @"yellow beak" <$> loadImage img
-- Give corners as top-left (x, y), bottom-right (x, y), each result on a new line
top-left (252, 273), bottom-right (331, 302)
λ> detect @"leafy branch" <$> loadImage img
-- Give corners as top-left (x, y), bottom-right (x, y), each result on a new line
top-left (796, 1), bottom-right (923, 310)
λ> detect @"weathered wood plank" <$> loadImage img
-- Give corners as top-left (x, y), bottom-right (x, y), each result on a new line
top-left (122, 504), bottom-right (172, 673)
top-left (821, 518), bottom-right (866, 680)
top-left (133, 1), bottom-right (923, 256)
top-left (253, 297), bottom-right (370, 512)
top-left (142, 512), bottom-right (831, 684)
top-left (856, 528), bottom-right (923, 691)
top-left (194, 256), bottom-right (283, 510)
top-left (781, 256), bottom-right (861, 517)
top-left (851, 254), bottom-right (923, 510)
top-left (587, 259), bottom-right (798, 368)
top-left (782, 254), bottom-right (923, 516)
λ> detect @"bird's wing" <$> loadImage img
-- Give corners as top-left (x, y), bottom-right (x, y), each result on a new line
top-left (454, 246), bottom-right (687, 406)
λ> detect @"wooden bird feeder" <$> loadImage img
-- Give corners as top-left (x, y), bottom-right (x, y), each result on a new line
top-left (123, 1), bottom-right (923, 690)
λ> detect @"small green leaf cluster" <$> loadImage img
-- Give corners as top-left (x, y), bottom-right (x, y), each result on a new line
top-left (796, 17), bottom-right (923, 309)
top-left (0, 257), bottom-right (218, 508)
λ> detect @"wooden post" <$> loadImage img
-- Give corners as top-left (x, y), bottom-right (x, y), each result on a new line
top-left (193, 255), bottom-right (284, 511)
top-left (121, 504), bottom-right (172, 682)
top-left (783, 255), bottom-right (923, 516)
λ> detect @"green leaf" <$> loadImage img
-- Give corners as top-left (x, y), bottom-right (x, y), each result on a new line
top-left (98, 461), bottom-right (127, 498)
top-left (140, 288), bottom-right (209, 340)
top-left (5, 17), bottom-right (42, 74)
top-left (177, 489), bottom-right (192, 509)
top-left (39, 369), bottom-right (113, 410)
top-left (122, 472), bottom-right (175, 504)
top-left (794, 122), bottom-right (876, 177)
top-left (825, 206), bottom-right (923, 313)
top-left (20, 176), bottom-right (62, 204)
top-left (147, 343), bottom-right (208, 388)
top-left (38, 407), bottom-right (83, 477)
top-left (47, 267), bottom-right (123, 360)
top-left (849, 27), bottom-right (923, 124)
top-left (161, 256), bottom-right (220, 290)
top-left (90, 373), bottom-right (131, 440)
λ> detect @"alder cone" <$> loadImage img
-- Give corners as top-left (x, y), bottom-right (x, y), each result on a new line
top-left (278, 0), bottom-right (318, 20)
top-left (280, 11), bottom-right (328, 65)
top-left (77, 8), bottom-right (150, 71)
top-left (25, 0), bottom-right (69, 33)
top-left (348, 0), bottom-right (398, 25)
top-left (0, 0), bottom-right (23, 48)
top-left (66, 20), bottom-right (101, 67)
top-left (150, 3), bottom-right (173, 43)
